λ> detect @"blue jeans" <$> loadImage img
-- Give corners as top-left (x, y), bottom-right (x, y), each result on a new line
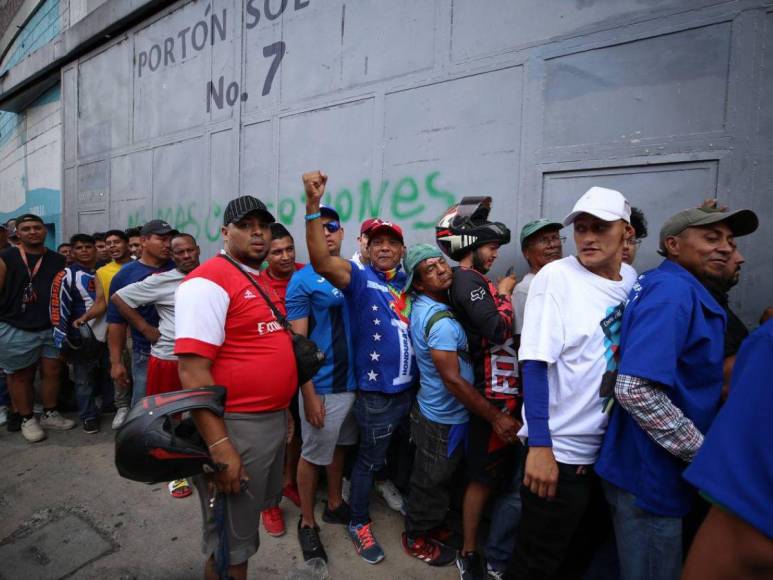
top-left (0, 370), bottom-right (8, 407)
top-left (73, 357), bottom-right (100, 421)
top-left (485, 443), bottom-right (525, 571)
top-left (349, 390), bottom-right (413, 525)
top-left (602, 479), bottom-right (682, 580)
top-left (131, 352), bottom-right (150, 407)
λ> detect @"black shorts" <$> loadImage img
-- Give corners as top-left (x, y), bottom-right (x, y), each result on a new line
top-left (465, 402), bottom-right (519, 487)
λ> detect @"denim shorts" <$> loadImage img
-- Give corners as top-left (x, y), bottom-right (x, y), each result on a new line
top-left (0, 321), bottom-right (59, 373)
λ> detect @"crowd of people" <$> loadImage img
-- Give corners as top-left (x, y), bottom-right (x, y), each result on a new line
top-left (0, 173), bottom-right (770, 580)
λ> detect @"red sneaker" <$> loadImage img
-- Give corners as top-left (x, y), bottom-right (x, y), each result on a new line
top-left (401, 532), bottom-right (456, 566)
top-left (283, 483), bottom-right (301, 508)
top-left (262, 507), bottom-right (286, 537)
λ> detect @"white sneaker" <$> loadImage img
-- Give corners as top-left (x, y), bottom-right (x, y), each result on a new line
top-left (112, 407), bottom-right (129, 430)
top-left (375, 479), bottom-right (405, 515)
top-left (341, 477), bottom-right (351, 503)
top-left (39, 410), bottom-right (76, 430)
top-left (21, 416), bottom-right (46, 442)
top-left (0, 405), bottom-right (7, 426)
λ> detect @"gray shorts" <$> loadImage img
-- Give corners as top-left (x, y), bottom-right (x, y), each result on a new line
top-left (0, 321), bottom-right (59, 373)
top-left (299, 391), bottom-right (358, 466)
top-left (193, 410), bottom-right (286, 565)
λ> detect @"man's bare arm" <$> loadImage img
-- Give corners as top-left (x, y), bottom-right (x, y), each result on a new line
top-left (178, 354), bottom-right (246, 495)
top-left (111, 293), bottom-right (160, 344)
top-left (107, 322), bottom-right (130, 388)
top-left (303, 170), bottom-right (352, 289)
top-left (0, 258), bottom-right (6, 294)
top-left (432, 349), bottom-right (520, 441)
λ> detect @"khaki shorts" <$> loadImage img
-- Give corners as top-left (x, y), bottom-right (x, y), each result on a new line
top-left (193, 410), bottom-right (286, 565)
top-left (298, 391), bottom-right (358, 466)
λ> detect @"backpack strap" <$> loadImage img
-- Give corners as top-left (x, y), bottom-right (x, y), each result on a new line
top-left (424, 310), bottom-right (456, 340)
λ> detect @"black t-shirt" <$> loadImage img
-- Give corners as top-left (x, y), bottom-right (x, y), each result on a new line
top-left (0, 246), bottom-right (66, 331)
top-left (710, 288), bottom-right (749, 358)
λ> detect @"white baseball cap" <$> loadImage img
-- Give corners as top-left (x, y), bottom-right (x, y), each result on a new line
top-left (563, 186), bottom-right (631, 225)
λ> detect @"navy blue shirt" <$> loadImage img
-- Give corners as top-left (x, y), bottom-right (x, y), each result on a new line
top-left (106, 260), bottom-right (174, 355)
top-left (596, 259), bottom-right (726, 517)
top-left (285, 264), bottom-right (356, 394)
top-left (684, 319), bottom-right (773, 539)
top-left (343, 262), bottom-right (416, 394)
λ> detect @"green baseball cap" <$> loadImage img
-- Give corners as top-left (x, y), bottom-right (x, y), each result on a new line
top-left (519, 219), bottom-right (564, 248)
top-left (403, 243), bottom-right (443, 292)
top-left (658, 206), bottom-right (758, 255)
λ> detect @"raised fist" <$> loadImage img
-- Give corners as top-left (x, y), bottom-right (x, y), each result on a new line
top-left (302, 170), bottom-right (327, 206)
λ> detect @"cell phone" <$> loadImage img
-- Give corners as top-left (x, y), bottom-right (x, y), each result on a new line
top-left (505, 266), bottom-right (515, 277)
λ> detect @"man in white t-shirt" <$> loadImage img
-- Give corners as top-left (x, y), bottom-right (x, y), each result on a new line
top-left (512, 219), bottom-right (565, 336)
top-left (509, 187), bottom-right (637, 580)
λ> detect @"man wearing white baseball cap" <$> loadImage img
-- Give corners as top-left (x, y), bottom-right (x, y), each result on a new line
top-left (508, 186), bottom-right (637, 579)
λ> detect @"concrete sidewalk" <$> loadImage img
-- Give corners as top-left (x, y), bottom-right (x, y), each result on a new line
top-left (0, 417), bottom-right (461, 579)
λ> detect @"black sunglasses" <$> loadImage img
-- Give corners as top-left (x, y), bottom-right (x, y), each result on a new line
top-left (323, 221), bottom-right (341, 233)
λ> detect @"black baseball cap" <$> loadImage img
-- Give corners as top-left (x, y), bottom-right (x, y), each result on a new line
top-left (15, 213), bottom-right (44, 226)
top-left (223, 195), bottom-right (275, 226)
top-left (140, 219), bottom-right (177, 236)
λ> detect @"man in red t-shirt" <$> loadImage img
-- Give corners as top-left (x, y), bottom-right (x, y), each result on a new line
top-left (175, 195), bottom-right (297, 580)
top-left (263, 223), bottom-right (304, 306)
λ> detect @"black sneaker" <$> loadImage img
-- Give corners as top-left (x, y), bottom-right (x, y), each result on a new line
top-left (82, 417), bottom-right (100, 434)
top-left (297, 519), bottom-right (327, 563)
top-left (322, 500), bottom-right (351, 525)
top-left (456, 551), bottom-right (485, 580)
top-left (7, 411), bottom-right (22, 432)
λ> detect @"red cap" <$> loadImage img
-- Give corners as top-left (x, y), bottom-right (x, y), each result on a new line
top-left (365, 219), bottom-right (404, 243)
top-left (360, 218), bottom-right (378, 235)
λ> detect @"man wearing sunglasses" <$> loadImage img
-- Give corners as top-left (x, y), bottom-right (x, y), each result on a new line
top-left (285, 206), bottom-right (357, 564)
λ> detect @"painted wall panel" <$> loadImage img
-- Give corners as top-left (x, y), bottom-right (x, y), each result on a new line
top-left (449, 0), bottom-right (723, 61)
top-left (383, 67), bottom-right (523, 257)
top-left (342, 0), bottom-right (435, 87)
top-left (240, 120), bottom-right (274, 199)
top-left (78, 40), bottom-right (131, 157)
top-left (543, 24), bottom-right (731, 148)
top-left (278, 99), bottom-right (374, 256)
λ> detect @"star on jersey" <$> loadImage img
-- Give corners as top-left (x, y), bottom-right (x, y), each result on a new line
top-left (371, 304), bottom-right (379, 311)
top-left (373, 318), bottom-right (381, 326)
top-left (373, 332), bottom-right (382, 341)
top-left (367, 370), bottom-right (379, 381)
top-left (370, 351), bottom-right (380, 361)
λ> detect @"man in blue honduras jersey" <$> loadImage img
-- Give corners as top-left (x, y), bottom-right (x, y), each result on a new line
top-left (286, 205), bottom-right (358, 564)
top-left (302, 170), bottom-right (416, 566)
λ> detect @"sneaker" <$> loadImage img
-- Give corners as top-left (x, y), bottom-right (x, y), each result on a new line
top-left (40, 410), bottom-right (76, 430)
top-left (7, 411), bottom-right (22, 432)
top-left (283, 483), bottom-right (301, 508)
top-left (401, 532), bottom-right (456, 566)
top-left (0, 406), bottom-right (7, 426)
top-left (428, 525), bottom-right (462, 549)
top-left (347, 522), bottom-right (385, 565)
top-left (486, 563), bottom-right (506, 580)
top-left (375, 479), bottom-right (406, 515)
top-left (297, 519), bottom-right (327, 562)
top-left (21, 416), bottom-right (46, 443)
top-left (112, 407), bottom-right (129, 430)
top-left (322, 500), bottom-right (351, 525)
top-left (341, 477), bottom-right (351, 503)
top-left (456, 551), bottom-right (485, 580)
top-left (168, 479), bottom-right (193, 498)
top-left (82, 417), bottom-right (100, 434)
top-left (262, 507), bottom-right (286, 537)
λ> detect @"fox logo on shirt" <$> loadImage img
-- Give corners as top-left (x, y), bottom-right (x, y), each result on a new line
top-left (257, 320), bottom-right (283, 335)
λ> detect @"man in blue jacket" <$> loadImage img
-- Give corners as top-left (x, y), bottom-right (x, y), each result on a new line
top-left (302, 170), bottom-right (416, 565)
top-left (596, 204), bottom-right (758, 580)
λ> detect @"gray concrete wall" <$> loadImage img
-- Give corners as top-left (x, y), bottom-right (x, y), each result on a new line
top-left (60, 0), bottom-right (773, 325)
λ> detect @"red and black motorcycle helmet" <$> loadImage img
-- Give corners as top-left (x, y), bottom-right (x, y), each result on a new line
top-left (115, 386), bottom-right (226, 484)
top-left (435, 196), bottom-right (511, 261)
